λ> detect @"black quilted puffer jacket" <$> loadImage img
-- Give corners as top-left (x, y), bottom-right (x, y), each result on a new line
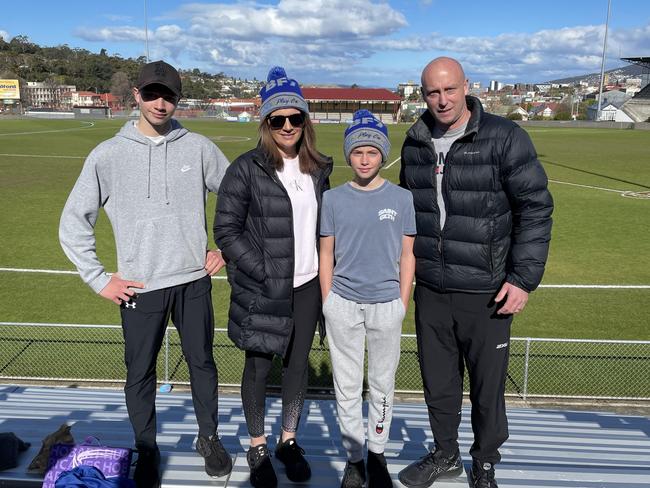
top-left (214, 147), bottom-right (332, 356)
top-left (399, 96), bottom-right (553, 293)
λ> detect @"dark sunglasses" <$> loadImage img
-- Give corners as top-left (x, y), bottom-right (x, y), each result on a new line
top-left (139, 89), bottom-right (178, 104)
top-left (268, 113), bottom-right (305, 130)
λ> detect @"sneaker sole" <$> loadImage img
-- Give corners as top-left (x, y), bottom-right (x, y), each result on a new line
top-left (206, 457), bottom-right (234, 478)
top-left (398, 464), bottom-right (464, 488)
top-left (275, 452), bottom-right (312, 482)
top-left (283, 471), bottom-right (312, 483)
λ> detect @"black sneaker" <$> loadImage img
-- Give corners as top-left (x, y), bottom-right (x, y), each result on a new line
top-left (196, 434), bottom-right (233, 477)
top-left (341, 459), bottom-right (366, 488)
top-left (247, 444), bottom-right (278, 488)
top-left (275, 437), bottom-right (311, 482)
top-left (397, 448), bottom-right (463, 487)
top-left (133, 446), bottom-right (161, 488)
top-left (367, 451), bottom-right (392, 488)
top-left (470, 460), bottom-right (498, 488)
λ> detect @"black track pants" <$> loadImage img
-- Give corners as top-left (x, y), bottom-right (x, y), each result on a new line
top-left (414, 285), bottom-right (512, 464)
top-left (241, 277), bottom-right (321, 438)
top-left (120, 275), bottom-right (219, 450)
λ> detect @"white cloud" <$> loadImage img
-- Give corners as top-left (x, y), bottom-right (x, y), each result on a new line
top-left (73, 1), bottom-right (650, 85)
top-left (381, 23), bottom-right (650, 82)
top-left (0, 30), bottom-right (10, 41)
top-left (75, 26), bottom-right (146, 42)
top-left (177, 0), bottom-right (406, 39)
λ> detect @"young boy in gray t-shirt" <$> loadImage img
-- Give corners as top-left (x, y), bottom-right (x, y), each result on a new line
top-left (320, 110), bottom-right (416, 488)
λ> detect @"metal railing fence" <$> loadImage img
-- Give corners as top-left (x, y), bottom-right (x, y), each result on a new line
top-left (0, 323), bottom-right (648, 401)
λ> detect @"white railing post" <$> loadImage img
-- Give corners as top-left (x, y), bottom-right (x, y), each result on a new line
top-left (164, 328), bottom-right (170, 384)
top-left (522, 338), bottom-right (531, 401)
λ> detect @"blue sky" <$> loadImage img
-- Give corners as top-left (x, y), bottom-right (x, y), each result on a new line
top-left (2, 0), bottom-right (649, 87)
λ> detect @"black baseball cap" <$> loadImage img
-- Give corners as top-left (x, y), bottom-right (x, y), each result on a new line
top-left (136, 60), bottom-right (182, 97)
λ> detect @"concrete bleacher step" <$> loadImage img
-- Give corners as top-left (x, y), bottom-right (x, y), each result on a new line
top-left (1, 385), bottom-right (649, 487)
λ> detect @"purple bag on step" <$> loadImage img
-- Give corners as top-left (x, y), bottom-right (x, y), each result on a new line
top-left (42, 437), bottom-right (132, 488)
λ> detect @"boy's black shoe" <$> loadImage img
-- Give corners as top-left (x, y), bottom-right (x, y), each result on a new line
top-left (133, 446), bottom-right (161, 488)
top-left (196, 434), bottom-right (233, 477)
top-left (247, 444), bottom-right (278, 488)
top-left (275, 437), bottom-right (311, 482)
top-left (470, 460), bottom-right (498, 488)
top-left (341, 459), bottom-right (366, 488)
top-left (367, 451), bottom-right (393, 488)
top-left (397, 448), bottom-right (463, 487)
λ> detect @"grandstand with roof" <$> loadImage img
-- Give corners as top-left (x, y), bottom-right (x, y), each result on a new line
top-left (619, 56), bottom-right (650, 122)
top-left (302, 87), bottom-right (402, 123)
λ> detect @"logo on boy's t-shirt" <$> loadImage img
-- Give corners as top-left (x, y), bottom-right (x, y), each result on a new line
top-left (378, 208), bottom-right (397, 222)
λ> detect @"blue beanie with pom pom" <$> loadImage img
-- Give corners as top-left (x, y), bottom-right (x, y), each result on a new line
top-left (344, 110), bottom-right (391, 165)
top-left (259, 66), bottom-right (309, 119)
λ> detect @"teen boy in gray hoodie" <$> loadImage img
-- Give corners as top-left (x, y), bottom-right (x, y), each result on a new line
top-left (59, 60), bottom-right (232, 487)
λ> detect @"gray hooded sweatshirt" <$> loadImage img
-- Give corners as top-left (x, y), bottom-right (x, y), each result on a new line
top-left (59, 119), bottom-right (229, 293)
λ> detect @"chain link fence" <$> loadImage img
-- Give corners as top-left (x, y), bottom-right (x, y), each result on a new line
top-left (0, 323), bottom-right (648, 400)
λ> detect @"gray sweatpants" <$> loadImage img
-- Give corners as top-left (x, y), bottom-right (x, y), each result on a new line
top-left (323, 291), bottom-right (405, 462)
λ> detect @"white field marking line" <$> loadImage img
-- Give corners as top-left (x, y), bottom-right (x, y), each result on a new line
top-left (0, 153), bottom-right (85, 159)
top-left (0, 322), bottom-right (231, 332)
top-left (209, 135), bottom-right (251, 142)
top-left (548, 179), bottom-right (626, 194)
top-left (1, 267), bottom-right (649, 288)
top-left (538, 284), bottom-right (650, 289)
top-left (0, 121), bottom-right (95, 137)
top-left (334, 156), bottom-right (401, 169)
top-left (0, 267), bottom-right (228, 279)
top-left (384, 156), bottom-right (401, 169)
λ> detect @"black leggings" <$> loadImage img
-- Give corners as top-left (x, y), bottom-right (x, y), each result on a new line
top-left (241, 277), bottom-right (321, 438)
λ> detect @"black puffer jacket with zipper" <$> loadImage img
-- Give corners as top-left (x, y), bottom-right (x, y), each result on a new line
top-left (214, 147), bottom-right (332, 356)
top-left (399, 96), bottom-right (553, 293)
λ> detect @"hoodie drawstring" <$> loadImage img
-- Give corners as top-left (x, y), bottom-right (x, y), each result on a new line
top-left (147, 145), bottom-right (152, 199)
top-left (164, 140), bottom-right (170, 205)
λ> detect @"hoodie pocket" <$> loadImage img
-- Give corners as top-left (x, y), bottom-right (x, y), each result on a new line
top-left (124, 213), bottom-right (206, 280)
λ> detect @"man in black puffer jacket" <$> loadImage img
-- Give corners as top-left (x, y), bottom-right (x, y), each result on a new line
top-left (398, 57), bottom-right (553, 488)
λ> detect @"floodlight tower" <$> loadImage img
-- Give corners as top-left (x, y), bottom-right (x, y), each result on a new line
top-left (144, 0), bottom-right (150, 62)
top-left (596, 0), bottom-right (612, 120)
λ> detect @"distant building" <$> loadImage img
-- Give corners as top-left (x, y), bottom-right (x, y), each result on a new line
top-left (397, 81), bottom-right (420, 99)
top-left (529, 102), bottom-right (561, 119)
top-left (595, 89), bottom-right (630, 106)
top-left (514, 83), bottom-right (535, 91)
top-left (208, 98), bottom-right (259, 116)
top-left (508, 106), bottom-right (529, 120)
top-left (99, 93), bottom-right (122, 110)
top-left (61, 91), bottom-right (101, 108)
top-left (25, 81), bottom-right (76, 108)
top-left (587, 100), bottom-right (633, 122)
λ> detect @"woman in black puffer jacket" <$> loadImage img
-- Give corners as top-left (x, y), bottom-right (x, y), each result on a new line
top-left (214, 66), bottom-right (332, 488)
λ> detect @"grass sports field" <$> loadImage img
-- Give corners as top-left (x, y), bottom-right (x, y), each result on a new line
top-left (0, 118), bottom-right (649, 394)
top-left (1, 118), bottom-right (648, 337)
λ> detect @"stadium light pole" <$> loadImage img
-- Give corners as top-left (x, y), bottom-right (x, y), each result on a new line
top-left (596, 0), bottom-right (612, 121)
top-left (144, 0), bottom-right (150, 62)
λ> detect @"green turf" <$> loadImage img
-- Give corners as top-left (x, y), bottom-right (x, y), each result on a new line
top-left (0, 118), bottom-right (649, 395)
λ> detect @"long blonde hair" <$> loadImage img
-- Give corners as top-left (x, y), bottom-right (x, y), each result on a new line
top-left (258, 112), bottom-right (326, 173)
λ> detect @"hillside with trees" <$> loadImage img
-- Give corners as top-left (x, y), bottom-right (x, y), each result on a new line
top-left (0, 35), bottom-right (252, 105)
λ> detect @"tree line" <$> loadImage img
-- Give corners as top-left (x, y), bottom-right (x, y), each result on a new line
top-left (0, 35), bottom-right (246, 107)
